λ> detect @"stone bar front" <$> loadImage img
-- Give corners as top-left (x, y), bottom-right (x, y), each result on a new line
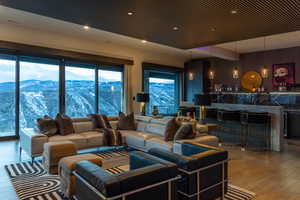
top-left (209, 103), bottom-right (284, 152)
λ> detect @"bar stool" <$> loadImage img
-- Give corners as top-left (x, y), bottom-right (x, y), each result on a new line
top-left (240, 111), bottom-right (271, 151)
top-left (217, 110), bottom-right (241, 145)
top-left (205, 108), bottom-right (218, 123)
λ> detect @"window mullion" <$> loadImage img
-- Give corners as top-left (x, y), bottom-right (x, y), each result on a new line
top-left (15, 56), bottom-right (20, 138)
top-left (95, 67), bottom-right (99, 113)
top-left (59, 59), bottom-right (65, 114)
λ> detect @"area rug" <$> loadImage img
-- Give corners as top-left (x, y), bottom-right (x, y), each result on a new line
top-left (5, 149), bottom-right (256, 200)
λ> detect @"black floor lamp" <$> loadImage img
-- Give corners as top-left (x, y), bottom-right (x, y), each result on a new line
top-left (194, 94), bottom-right (211, 124)
top-left (135, 93), bottom-right (149, 116)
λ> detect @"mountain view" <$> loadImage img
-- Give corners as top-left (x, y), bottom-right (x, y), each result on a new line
top-left (0, 57), bottom-right (176, 137)
top-left (0, 80), bottom-right (174, 137)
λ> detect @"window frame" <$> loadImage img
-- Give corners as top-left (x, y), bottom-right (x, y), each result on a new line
top-left (98, 66), bottom-right (124, 116)
top-left (64, 62), bottom-right (97, 117)
top-left (142, 62), bottom-right (183, 115)
top-left (0, 49), bottom-right (125, 140)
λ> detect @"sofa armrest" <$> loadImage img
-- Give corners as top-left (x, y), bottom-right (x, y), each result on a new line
top-left (150, 143), bottom-right (228, 171)
top-left (148, 148), bottom-right (190, 169)
top-left (129, 151), bottom-right (177, 171)
top-left (20, 130), bottom-right (48, 158)
top-left (181, 142), bottom-right (228, 170)
top-left (117, 163), bottom-right (175, 195)
top-left (75, 161), bottom-right (120, 198)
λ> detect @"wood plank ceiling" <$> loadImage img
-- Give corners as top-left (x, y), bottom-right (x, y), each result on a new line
top-left (0, 0), bottom-right (299, 49)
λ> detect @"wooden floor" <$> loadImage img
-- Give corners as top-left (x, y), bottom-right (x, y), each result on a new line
top-left (0, 140), bottom-right (300, 200)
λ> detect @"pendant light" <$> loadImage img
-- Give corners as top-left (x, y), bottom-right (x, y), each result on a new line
top-left (261, 37), bottom-right (269, 79)
top-left (233, 42), bottom-right (239, 79)
top-left (208, 47), bottom-right (215, 80)
top-left (188, 50), bottom-right (194, 80)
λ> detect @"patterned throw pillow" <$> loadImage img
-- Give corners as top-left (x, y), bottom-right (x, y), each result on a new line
top-left (164, 117), bottom-right (180, 141)
top-left (102, 128), bottom-right (123, 146)
top-left (88, 114), bottom-right (112, 129)
top-left (117, 112), bottom-right (136, 130)
top-left (37, 115), bottom-right (58, 137)
top-left (174, 123), bottom-right (196, 141)
top-left (55, 113), bottom-right (75, 136)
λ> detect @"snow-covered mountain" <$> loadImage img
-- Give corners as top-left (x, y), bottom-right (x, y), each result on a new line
top-left (0, 80), bottom-right (175, 136)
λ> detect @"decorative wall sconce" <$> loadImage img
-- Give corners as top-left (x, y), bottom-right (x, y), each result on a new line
top-left (261, 66), bottom-right (269, 79)
top-left (208, 70), bottom-right (215, 80)
top-left (188, 72), bottom-right (194, 80)
top-left (233, 67), bottom-right (239, 79)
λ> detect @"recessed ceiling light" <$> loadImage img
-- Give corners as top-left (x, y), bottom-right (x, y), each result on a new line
top-left (141, 40), bottom-right (147, 43)
top-left (173, 26), bottom-right (179, 31)
top-left (128, 12), bottom-right (134, 16)
top-left (83, 25), bottom-right (90, 30)
top-left (231, 10), bottom-right (238, 14)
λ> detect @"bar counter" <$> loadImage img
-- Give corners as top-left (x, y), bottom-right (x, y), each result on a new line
top-left (209, 103), bottom-right (284, 152)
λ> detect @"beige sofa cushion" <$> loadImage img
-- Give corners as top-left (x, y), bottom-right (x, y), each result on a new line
top-left (48, 134), bottom-right (87, 149)
top-left (73, 122), bottom-right (94, 133)
top-left (135, 115), bottom-right (153, 123)
top-left (145, 136), bottom-right (173, 152)
top-left (120, 130), bottom-right (157, 149)
top-left (144, 123), bottom-right (166, 137)
top-left (136, 122), bottom-right (149, 132)
top-left (79, 131), bottom-right (104, 148)
top-left (178, 135), bottom-right (219, 147)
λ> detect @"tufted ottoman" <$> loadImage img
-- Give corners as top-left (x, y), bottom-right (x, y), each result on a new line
top-left (58, 153), bottom-right (102, 198)
top-left (43, 141), bottom-right (77, 174)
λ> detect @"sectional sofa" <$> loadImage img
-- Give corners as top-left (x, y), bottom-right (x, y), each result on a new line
top-left (20, 115), bottom-right (219, 161)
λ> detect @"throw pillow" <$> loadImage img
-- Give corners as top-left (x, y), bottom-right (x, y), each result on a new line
top-left (55, 113), bottom-right (75, 136)
top-left (102, 128), bottom-right (123, 146)
top-left (117, 112), bottom-right (136, 130)
top-left (164, 117), bottom-right (180, 141)
top-left (88, 114), bottom-right (112, 129)
top-left (37, 115), bottom-right (58, 137)
top-left (174, 123), bottom-right (196, 141)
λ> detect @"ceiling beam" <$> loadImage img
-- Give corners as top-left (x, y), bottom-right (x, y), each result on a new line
top-left (190, 46), bottom-right (239, 61)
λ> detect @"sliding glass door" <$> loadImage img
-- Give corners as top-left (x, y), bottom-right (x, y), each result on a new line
top-left (144, 70), bottom-right (180, 115)
top-left (149, 77), bottom-right (176, 114)
top-left (65, 63), bottom-right (96, 117)
top-left (0, 55), bottom-right (16, 137)
top-left (0, 52), bottom-right (124, 140)
top-left (19, 57), bottom-right (59, 135)
top-left (99, 69), bottom-right (123, 116)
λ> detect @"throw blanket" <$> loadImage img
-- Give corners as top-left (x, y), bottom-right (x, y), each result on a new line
top-left (102, 128), bottom-right (123, 146)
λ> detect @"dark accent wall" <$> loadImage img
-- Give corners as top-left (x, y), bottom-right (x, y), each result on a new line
top-left (184, 59), bottom-right (210, 101)
top-left (207, 46), bottom-right (300, 91)
top-left (240, 47), bottom-right (300, 90)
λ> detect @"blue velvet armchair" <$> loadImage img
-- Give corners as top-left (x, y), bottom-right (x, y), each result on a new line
top-left (149, 142), bottom-right (229, 200)
top-left (73, 151), bottom-right (180, 200)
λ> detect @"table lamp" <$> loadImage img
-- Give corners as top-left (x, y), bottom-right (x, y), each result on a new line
top-left (135, 93), bottom-right (149, 116)
top-left (194, 94), bottom-right (211, 124)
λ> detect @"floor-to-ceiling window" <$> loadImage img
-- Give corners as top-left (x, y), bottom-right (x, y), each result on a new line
top-left (144, 66), bottom-right (181, 115)
top-left (149, 77), bottom-right (176, 114)
top-left (0, 50), bottom-right (125, 139)
top-left (19, 57), bottom-right (59, 135)
top-left (65, 63), bottom-right (96, 117)
top-left (99, 69), bottom-right (123, 116)
top-left (0, 55), bottom-right (16, 137)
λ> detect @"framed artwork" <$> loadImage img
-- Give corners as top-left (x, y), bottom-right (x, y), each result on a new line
top-left (272, 63), bottom-right (295, 86)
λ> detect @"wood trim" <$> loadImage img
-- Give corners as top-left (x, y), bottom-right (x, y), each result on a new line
top-left (0, 136), bottom-right (18, 141)
top-left (142, 62), bottom-right (184, 72)
top-left (0, 40), bottom-right (134, 66)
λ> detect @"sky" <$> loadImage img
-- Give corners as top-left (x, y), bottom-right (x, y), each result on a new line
top-left (0, 59), bottom-right (122, 83)
top-left (149, 77), bottom-right (174, 84)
